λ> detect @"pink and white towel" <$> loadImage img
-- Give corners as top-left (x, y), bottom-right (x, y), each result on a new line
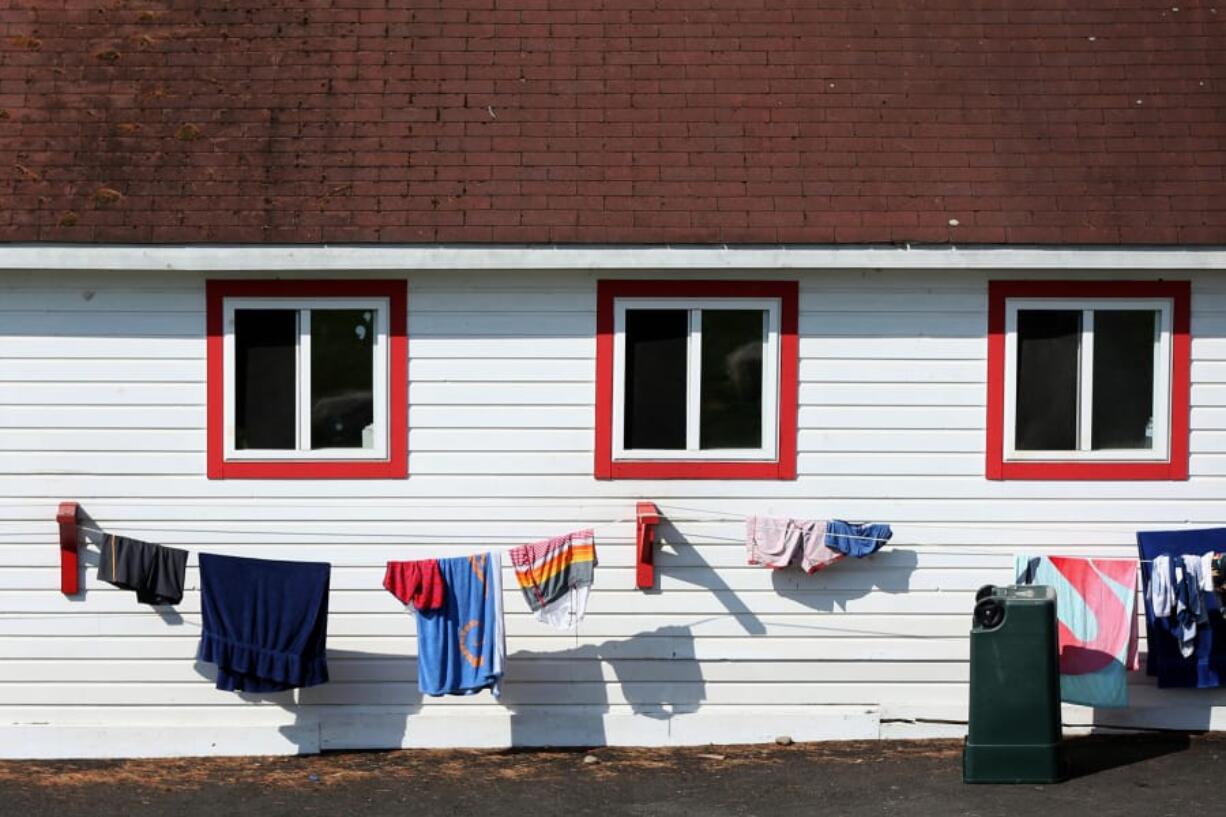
top-left (746, 516), bottom-right (844, 574)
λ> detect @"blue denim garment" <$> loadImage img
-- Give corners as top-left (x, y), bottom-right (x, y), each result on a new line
top-left (824, 520), bottom-right (892, 558)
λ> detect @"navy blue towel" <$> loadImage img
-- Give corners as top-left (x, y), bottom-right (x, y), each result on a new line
top-left (1137, 527), bottom-right (1226, 688)
top-left (197, 553), bottom-right (331, 693)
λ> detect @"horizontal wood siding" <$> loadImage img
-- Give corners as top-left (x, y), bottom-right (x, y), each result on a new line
top-left (2, 267), bottom-right (1226, 757)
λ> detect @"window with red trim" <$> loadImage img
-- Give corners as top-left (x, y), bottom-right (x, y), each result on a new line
top-left (596, 280), bottom-right (798, 480)
top-left (207, 280), bottom-right (408, 479)
top-left (987, 281), bottom-right (1190, 481)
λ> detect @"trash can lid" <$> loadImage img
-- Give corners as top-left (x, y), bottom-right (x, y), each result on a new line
top-left (1001, 584), bottom-right (1056, 601)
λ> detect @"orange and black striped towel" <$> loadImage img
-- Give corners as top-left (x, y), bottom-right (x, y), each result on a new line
top-left (508, 529), bottom-right (596, 630)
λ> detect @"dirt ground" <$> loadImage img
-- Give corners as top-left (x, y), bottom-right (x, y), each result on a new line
top-left (0, 734), bottom-right (1218, 816)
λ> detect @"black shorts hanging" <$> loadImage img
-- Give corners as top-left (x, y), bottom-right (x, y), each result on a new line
top-left (98, 534), bottom-right (188, 606)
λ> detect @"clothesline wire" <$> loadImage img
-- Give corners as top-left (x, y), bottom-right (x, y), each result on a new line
top-left (22, 500), bottom-right (1200, 542)
top-left (655, 503), bottom-right (1183, 537)
top-left (35, 522), bottom-right (1181, 550)
top-left (49, 524), bottom-right (1179, 553)
top-left (66, 522), bottom-right (890, 545)
top-left (62, 526), bottom-right (1164, 564)
top-left (44, 504), bottom-right (1208, 559)
top-left (14, 497), bottom-right (1207, 538)
top-left (68, 523), bottom-right (634, 543)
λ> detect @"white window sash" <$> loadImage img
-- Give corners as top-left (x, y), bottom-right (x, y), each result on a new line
top-left (222, 297), bottom-right (391, 462)
top-left (611, 297), bottom-right (781, 461)
top-left (1003, 297), bottom-right (1172, 462)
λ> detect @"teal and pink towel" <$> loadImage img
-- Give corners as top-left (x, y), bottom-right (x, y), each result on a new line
top-left (1015, 555), bottom-right (1140, 708)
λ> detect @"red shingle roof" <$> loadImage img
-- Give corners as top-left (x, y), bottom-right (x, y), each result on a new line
top-left (2, 0), bottom-right (1225, 244)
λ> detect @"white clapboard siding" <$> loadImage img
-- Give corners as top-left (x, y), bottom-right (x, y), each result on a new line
top-left (799, 313), bottom-right (984, 337)
top-left (0, 286), bottom-right (202, 312)
top-left (11, 474), bottom-right (1226, 512)
top-left (0, 337), bottom-right (204, 358)
top-left (1193, 408), bottom-right (1226, 428)
top-left (0, 681), bottom-right (971, 708)
top-left (798, 429), bottom-right (983, 452)
top-left (412, 337), bottom-right (595, 358)
top-left (0, 613), bottom-right (979, 639)
top-left (411, 358), bottom-right (592, 382)
top-left (0, 382), bottom-right (201, 406)
top-left (0, 429), bottom-right (203, 452)
top-left (411, 312), bottom-right (593, 336)
top-left (0, 659), bottom-right (970, 685)
top-left (801, 336), bottom-right (984, 360)
top-left (409, 428), bottom-right (592, 452)
top-left (0, 359), bottom-right (203, 382)
top-left (0, 636), bottom-right (971, 661)
top-left (0, 312), bottom-right (201, 336)
top-left (0, 589), bottom-right (977, 615)
top-left (1, 267), bottom-right (1226, 758)
top-left (1192, 384), bottom-right (1226, 405)
top-left (411, 405), bottom-right (592, 428)
top-left (799, 359), bottom-right (983, 383)
top-left (800, 383), bottom-right (983, 405)
top-left (410, 382), bottom-right (592, 405)
top-left (800, 405), bottom-right (984, 429)
top-left (0, 406), bottom-right (205, 429)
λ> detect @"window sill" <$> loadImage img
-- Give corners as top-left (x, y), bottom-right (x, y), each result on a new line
top-left (600, 460), bottom-right (795, 480)
top-left (987, 460), bottom-right (1188, 481)
top-left (208, 459), bottom-right (407, 480)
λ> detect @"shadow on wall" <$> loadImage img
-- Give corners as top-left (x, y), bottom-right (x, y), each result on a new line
top-left (109, 511), bottom-right (919, 752)
top-left (652, 520), bottom-right (766, 635)
top-left (200, 627), bottom-right (705, 752)
top-left (72, 508), bottom-right (103, 603)
top-left (501, 522), bottom-right (770, 745)
top-left (191, 649), bottom-right (427, 754)
top-left (503, 624), bottom-right (705, 747)
top-left (182, 520), bottom-right (916, 752)
top-left (169, 522), bottom-right (751, 752)
top-left (1082, 676), bottom-right (1223, 737)
top-left (769, 548), bottom-right (919, 613)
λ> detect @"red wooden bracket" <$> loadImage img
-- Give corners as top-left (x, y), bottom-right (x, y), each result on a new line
top-left (57, 501), bottom-right (80, 595)
top-left (635, 501), bottom-right (661, 590)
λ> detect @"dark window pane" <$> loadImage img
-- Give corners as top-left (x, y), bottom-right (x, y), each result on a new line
top-left (1092, 310), bottom-right (1157, 450)
top-left (235, 309), bottom-right (297, 450)
top-left (624, 309), bottom-right (687, 450)
top-left (700, 310), bottom-right (764, 449)
top-left (1015, 310), bottom-right (1081, 451)
top-left (311, 309), bottom-right (375, 449)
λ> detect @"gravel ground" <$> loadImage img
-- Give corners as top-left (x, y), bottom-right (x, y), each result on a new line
top-left (0, 734), bottom-right (1217, 816)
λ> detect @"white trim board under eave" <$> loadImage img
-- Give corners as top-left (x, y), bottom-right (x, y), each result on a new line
top-left (0, 244), bottom-right (1225, 272)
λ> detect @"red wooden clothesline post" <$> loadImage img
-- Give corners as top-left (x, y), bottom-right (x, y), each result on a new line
top-left (635, 501), bottom-right (661, 590)
top-left (57, 500), bottom-right (81, 595)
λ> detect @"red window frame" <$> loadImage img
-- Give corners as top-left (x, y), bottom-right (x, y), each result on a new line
top-left (206, 279), bottom-right (408, 479)
top-left (595, 280), bottom-right (798, 480)
top-left (986, 280), bottom-right (1190, 481)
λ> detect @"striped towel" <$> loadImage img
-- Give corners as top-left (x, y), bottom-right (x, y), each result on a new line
top-left (509, 529), bottom-right (597, 630)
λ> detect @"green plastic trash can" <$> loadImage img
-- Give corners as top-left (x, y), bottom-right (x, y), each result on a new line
top-left (963, 584), bottom-right (1063, 784)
